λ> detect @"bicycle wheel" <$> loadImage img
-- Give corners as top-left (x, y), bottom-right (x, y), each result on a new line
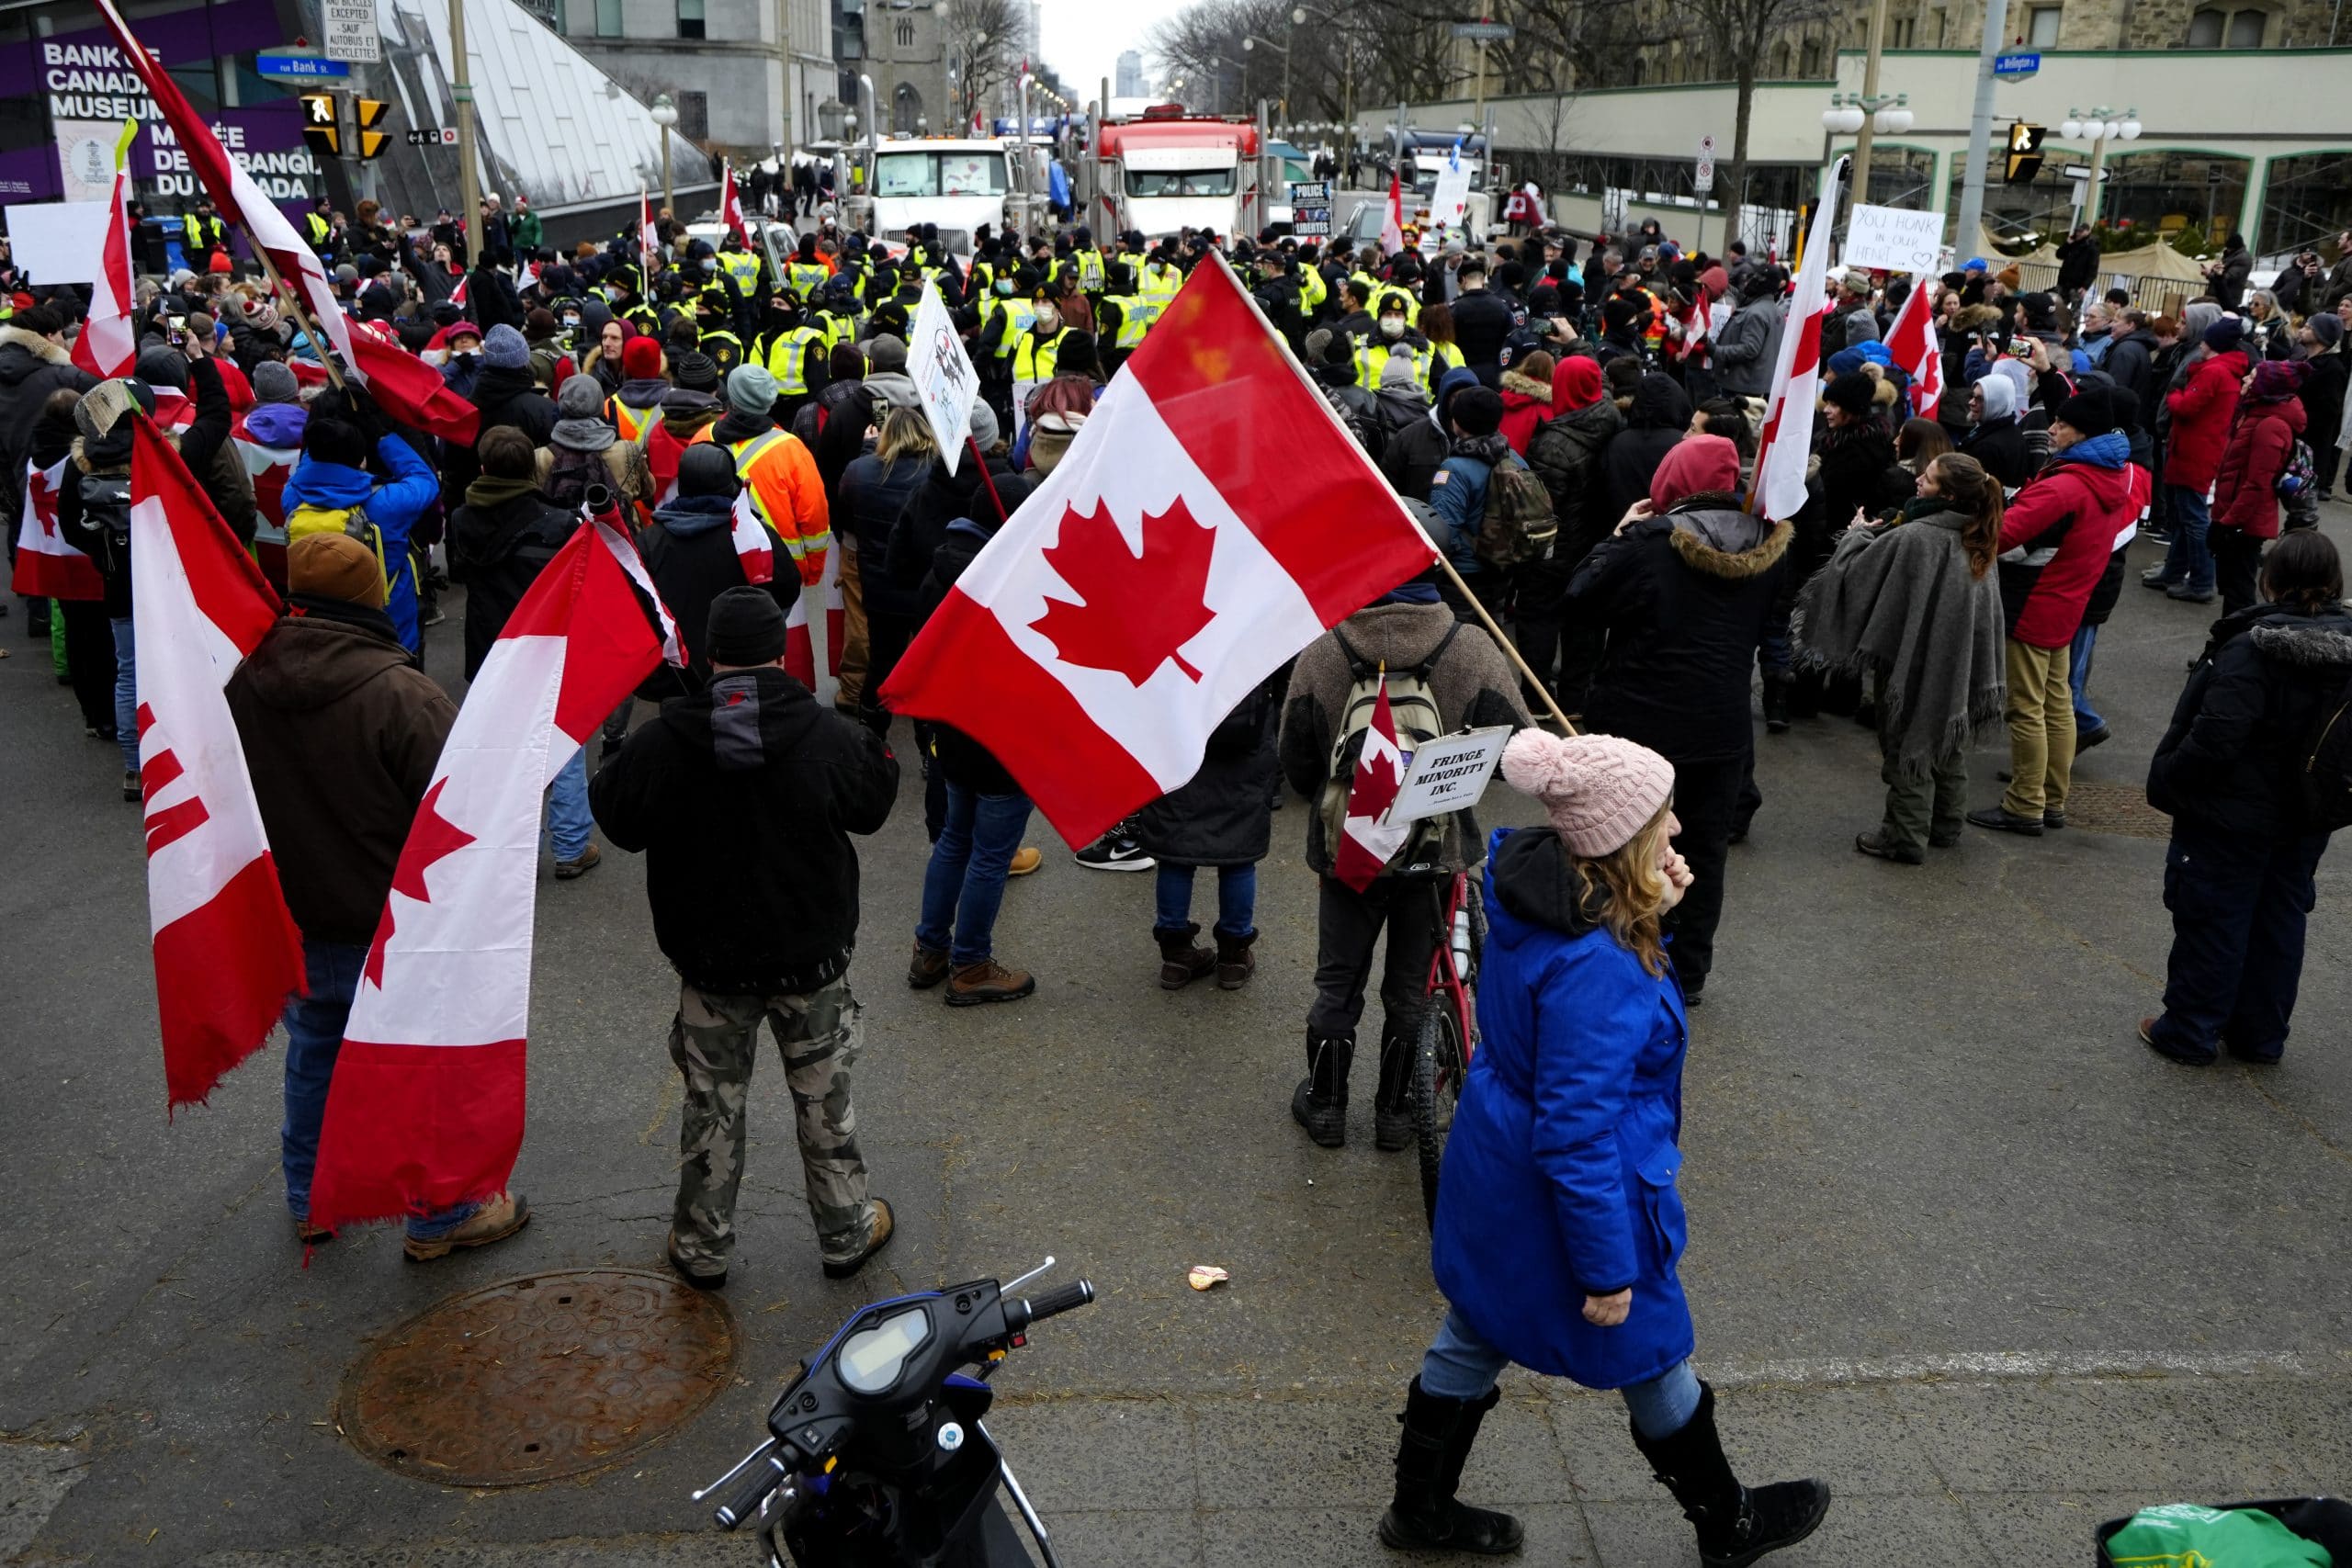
top-left (1412, 1001), bottom-right (1464, 1231)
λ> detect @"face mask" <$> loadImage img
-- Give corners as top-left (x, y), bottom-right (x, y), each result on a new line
top-left (995, 279), bottom-right (1015, 296)
top-left (1035, 309), bottom-right (1061, 333)
top-left (701, 259), bottom-right (718, 275)
top-left (1380, 317), bottom-right (1406, 341)
top-left (562, 316), bottom-right (581, 330)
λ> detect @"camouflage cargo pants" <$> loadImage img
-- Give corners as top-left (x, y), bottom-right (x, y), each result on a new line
top-left (668, 979), bottom-right (877, 1274)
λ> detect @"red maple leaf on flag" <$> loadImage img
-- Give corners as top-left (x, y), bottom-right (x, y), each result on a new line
top-left (1029, 499), bottom-right (1216, 685)
top-left (364, 778), bottom-right (477, 990)
top-left (1351, 739), bottom-right (1403, 824)
top-left (30, 465), bottom-right (60, 536)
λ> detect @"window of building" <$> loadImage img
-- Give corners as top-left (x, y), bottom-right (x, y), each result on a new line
top-left (1891, 16), bottom-right (1916, 45)
top-left (678, 0), bottom-right (706, 38)
top-left (1928, 5), bottom-right (1946, 44)
top-left (1799, 37), bottom-right (1823, 74)
top-left (895, 17), bottom-right (915, 45)
top-left (1769, 40), bottom-right (1792, 75)
top-left (2187, 6), bottom-right (2225, 41)
top-left (678, 89), bottom-right (708, 139)
top-left (594, 0), bottom-right (622, 35)
top-left (2025, 5), bottom-right (2062, 43)
top-left (2226, 6), bottom-right (2267, 42)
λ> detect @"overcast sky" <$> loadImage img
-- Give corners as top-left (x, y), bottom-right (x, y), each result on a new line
top-left (1035, 0), bottom-right (1186, 106)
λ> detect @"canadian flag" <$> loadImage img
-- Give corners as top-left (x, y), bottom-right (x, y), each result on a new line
top-left (1381, 173), bottom-right (1406, 257)
top-left (785, 540), bottom-right (844, 689)
top-left (11, 457), bottom-right (105, 600)
top-left (1883, 275), bottom-right (1945, 421)
top-left (640, 186), bottom-right (660, 280)
top-left (72, 124), bottom-right (138, 381)
top-left (449, 274), bottom-right (469, 308)
top-left (1331, 683), bottom-right (1410, 892)
top-left (1750, 155), bottom-right (1847, 522)
top-left (728, 489), bottom-right (776, 584)
top-left (720, 161), bottom-right (750, 248)
top-left (94, 1), bottom-right (477, 447)
top-left (305, 513), bottom-right (679, 1230)
top-left (128, 418), bottom-right (306, 1110)
top-left (879, 254), bottom-right (1438, 848)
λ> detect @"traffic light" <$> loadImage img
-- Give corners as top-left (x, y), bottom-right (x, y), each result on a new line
top-left (356, 97), bottom-right (390, 160)
top-left (299, 93), bottom-right (339, 158)
top-left (2005, 121), bottom-right (2046, 186)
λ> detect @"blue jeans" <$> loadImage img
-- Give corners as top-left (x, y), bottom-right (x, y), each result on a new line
top-left (2070, 624), bottom-right (2104, 732)
top-left (1419, 1305), bottom-right (1703, 1439)
top-left (1154, 863), bottom-right (1257, 939)
top-left (543, 748), bottom-right (594, 861)
top-left (110, 615), bottom-right (138, 773)
top-left (917, 783), bottom-right (1033, 966)
top-left (280, 941), bottom-right (474, 1238)
top-left (2159, 484), bottom-right (2213, 593)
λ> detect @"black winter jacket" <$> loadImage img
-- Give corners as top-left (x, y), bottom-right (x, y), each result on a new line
top-left (837, 453), bottom-right (931, 619)
top-left (2148, 605), bottom-right (2352, 839)
top-left (1450, 288), bottom-right (1519, 384)
top-left (1598, 374), bottom-right (1691, 526)
top-left (0, 326), bottom-right (96, 525)
top-left (1526, 398), bottom-right (1623, 565)
top-left (637, 493), bottom-right (795, 688)
top-left (591, 664), bottom-right (899, 996)
top-left (2104, 329), bottom-right (2161, 423)
top-left (888, 454), bottom-right (1017, 592)
top-left (1567, 502), bottom-right (1793, 762)
top-left (916, 517), bottom-right (1021, 795)
top-left (447, 487), bottom-right (579, 679)
top-left (1958, 418), bottom-right (2033, 491)
top-left (442, 364), bottom-right (557, 505)
top-left (1135, 679), bottom-right (1279, 868)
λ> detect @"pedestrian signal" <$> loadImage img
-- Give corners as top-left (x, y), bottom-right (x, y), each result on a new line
top-left (299, 93), bottom-right (340, 159)
top-left (2005, 122), bottom-right (2046, 186)
top-left (356, 98), bottom-right (391, 160)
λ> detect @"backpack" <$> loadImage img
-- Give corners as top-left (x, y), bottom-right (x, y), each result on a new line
top-left (2298, 669), bottom-right (2352, 831)
top-left (541, 443), bottom-right (607, 511)
top-left (284, 500), bottom-right (390, 602)
top-left (1477, 453), bottom-right (1557, 568)
top-left (2276, 437), bottom-right (2317, 500)
top-left (1317, 624), bottom-right (1460, 880)
top-left (80, 472), bottom-right (132, 548)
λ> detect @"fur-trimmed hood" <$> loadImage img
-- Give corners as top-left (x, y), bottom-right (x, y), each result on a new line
top-left (1664, 502), bottom-right (1793, 580)
top-left (0, 323), bottom-right (72, 367)
top-left (2249, 618), bottom-right (2352, 667)
top-left (1499, 369), bottom-right (1554, 404)
top-left (1951, 303), bottom-right (2006, 334)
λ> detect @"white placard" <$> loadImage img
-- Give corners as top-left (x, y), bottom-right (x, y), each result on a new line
top-left (1843, 203), bottom-right (1944, 276)
top-left (1387, 726), bottom-right (1512, 825)
top-left (910, 280), bottom-right (980, 476)
top-left (5, 201), bottom-right (114, 286)
top-left (54, 122), bottom-right (119, 205)
top-left (1429, 164), bottom-right (1473, 234)
top-left (322, 0), bottom-right (382, 62)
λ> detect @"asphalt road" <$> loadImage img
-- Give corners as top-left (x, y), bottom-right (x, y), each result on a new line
top-left (5, 506), bottom-right (2350, 1566)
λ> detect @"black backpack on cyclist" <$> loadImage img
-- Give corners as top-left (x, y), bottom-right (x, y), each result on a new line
top-left (1317, 625), bottom-right (1457, 879)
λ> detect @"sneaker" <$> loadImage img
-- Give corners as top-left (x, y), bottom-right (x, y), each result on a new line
top-left (2140, 566), bottom-right (2177, 590)
top-left (122, 769), bottom-right (141, 803)
top-left (665, 1230), bottom-right (727, 1290)
top-left (2166, 583), bottom-right (2217, 604)
top-left (1854, 829), bottom-right (1924, 865)
top-left (821, 1198), bottom-right (896, 1280)
top-left (1967, 806), bottom-right (2044, 837)
top-left (908, 942), bottom-right (951, 989)
top-left (1073, 829), bottom-right (1154, 872)
top-left (1007, 846), bottom-right (1042, 876)
top-left (420, 602), bottom-right (447, 628)
top-left (402, 1192), bottom-right (531, 1260)
top-left (945, 959), bottom-right (1035, 1007)
top-left (554, 842), bottom-right (602, 879)
top-left (2138, 1015), bottom-right (2215, 1067)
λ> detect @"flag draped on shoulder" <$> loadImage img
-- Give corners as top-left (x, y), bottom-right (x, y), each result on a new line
top-left (1883, 276), bottom-right (1945, 421)
top-left (1332, 683), bottom-right (1410, 893)
top-left (879, 254), bottom-right (1438, 848)
top-left (1750, 156), bottom-right (1847, 523)
top-left (305, 515), bottom-right (681, 1231)
top-left (72, 119), bottom-right (140, 382)
top-left (11, 458), bottom-right (104, 600)
top-left (129, 419), bottom-right (304, 1110)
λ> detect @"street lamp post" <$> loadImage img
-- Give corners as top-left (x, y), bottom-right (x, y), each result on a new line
top-left (2060, 107), bottom-right (2143, 227)
top-left (650, 92), bottom-right (679, 235)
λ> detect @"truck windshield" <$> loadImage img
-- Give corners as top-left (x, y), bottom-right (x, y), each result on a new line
top-left (1410, 165), bottom-right (1488, 196)
top-left (1125, 167), bottom-right (1238, 197)
top-left (874, 151), bottom-right (1011, 198)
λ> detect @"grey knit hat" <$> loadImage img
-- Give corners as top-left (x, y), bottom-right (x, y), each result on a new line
top-left (481, 322), bottom-right (530, 370)
top-left (250, 360), bottom-right (301, 404)
top-left (556, 373), bottom-right (605, 419)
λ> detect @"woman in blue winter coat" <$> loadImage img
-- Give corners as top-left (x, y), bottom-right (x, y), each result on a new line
top-left (1381, 728), bottom-right (1830, 1566)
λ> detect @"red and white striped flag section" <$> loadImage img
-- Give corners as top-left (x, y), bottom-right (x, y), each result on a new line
top-left (728, 489), bottom-right (776, 585)
top-left (640, 186), bottom-right (659, 281)
top-left (1332, 682), bottom-right (1410, 892)
top-left (879, 254), bottom-right (1438, 848)
top-left (305, 515), bottom-right (680, 1230)
top-left (10, 457), bottom-right (104, 600)
top-left (72, 119), bottom-right (140, 381)
top-left (1750, 156), bottom-right (1848, 522)
top-left (1381, 173), bottom-right (1406, 257)
top-left (1883, 274), bottom-right (1945, 421)
top-left (720, 161), bottom-right (750, 247)
top-left (785, 543), bottom-right (844, 689)
top-left (128, 418), bottom-right (304, 1110)
top-left (449, 274), bottom-right (469, 307)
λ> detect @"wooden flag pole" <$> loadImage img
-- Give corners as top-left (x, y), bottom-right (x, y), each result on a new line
top-left (1430, 554), bottom-right (1577, 735)
top-left (246, 242), bottom-right (349, 392)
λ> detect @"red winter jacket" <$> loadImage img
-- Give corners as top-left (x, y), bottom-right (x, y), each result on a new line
top-left (2211, 395), bottom-right (2306, 542)
top-left (1996, 444), bottom-right (2141, 649)
top-left (1498, 368), bottom-right (1553, 456)
top-left (2163, 347), bottom-right (2249, 492)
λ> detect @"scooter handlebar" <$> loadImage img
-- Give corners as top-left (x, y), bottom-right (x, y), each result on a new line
top-left (712, 1453), bottom-right (792, 1530)
top-left (1013, 1278), bottom-right (1095, 1328)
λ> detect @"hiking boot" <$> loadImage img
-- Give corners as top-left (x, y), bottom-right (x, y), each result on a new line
top-left (1374, 1030), bottom-right (1416, 1152)
top-left (1008, 846), bottom-right (1043, 876)
top-left (1291, 1033), bottom-right (1351, 1147)
top-left (2043, 809), bottom-right (2067, 829)
top-left (1216, 930), bottom-right (1257, 990)
top-left (403, 1192), bottom-right (531, 1260)
top-left (1967, 806), bottom-right (2044, 837)
top-left (1377, 1380), bottom-right (1524, 1555)
top-left (122, 769), bottom-right (141, 803)
top-left (295, 1217), bottom-right (335, 1246)
top-left (1928, 829), bottom-right (1962, 849)
top-left (1156, 922), bottom-right (1217, 989)
top-left (908, 942), bottom-right (951, 989)
top-left (945, 960), bottom-right (1035, 1007)
top-left (554, 842), bottom-right (602, 879)
top-left (2166, 582), bottom-right (2217, 604)
top-left (1629, 1382), bottom-right (1831, 1568)
top-left (822, 1198), bottom-right (896, 1279)
top-left (1760, 674), bottom-right (1792, 735)
top-left (2140, 565), bottom-right (2177, 590)
top-left (666, 1231), bottom-right (727, 1290)
top-left (2076, 723), bottom-right (2111, 751)
top-left (1853, 829), bottom-right (1924, 865)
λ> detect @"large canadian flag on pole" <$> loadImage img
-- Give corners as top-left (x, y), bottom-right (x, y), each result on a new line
top-left (72, 119), bottom-right (141, 382)
top-left (129, 419), bottom-right (306, 1110)
top-left (1883, 274), bottom-right (1945, 421)
top-left (305, 513), bottom-right (680, 1230)
top-left (92, 0), bottom-right (478, 447)
top-left (879, 254), bottom-right (1439, 848)
top-left (1749, 156), bottom-right (1849, 522)
top-left (1381, 173), bottom-right (1407, 257)
top-left (11, 458), bottom-right (106, 600)
top-left (720, 160), bottom-right (750, 247)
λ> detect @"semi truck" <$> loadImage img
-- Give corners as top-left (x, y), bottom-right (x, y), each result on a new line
top-left (1091, 107), bottom-right (1265, 241)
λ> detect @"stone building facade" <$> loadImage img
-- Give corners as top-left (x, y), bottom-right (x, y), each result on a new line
top-left (859, 0), bottom-right (954, 135)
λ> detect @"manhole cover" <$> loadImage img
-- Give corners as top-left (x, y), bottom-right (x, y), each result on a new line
top-left (2064, 781), bottom-right (2174, 840)
top-left (338, 1268), bottom-right (736, 1486)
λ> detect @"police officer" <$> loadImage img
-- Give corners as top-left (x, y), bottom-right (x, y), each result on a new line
top-left (718, 231), bottom-right (766, 306)
top-left (763, 293), bottom-right (830, 421)
top-left (1139, 246), bottom-right (1184, 323)
top-left (786, 234), bottom-right (831, 299)
top-left (974, 265), bottom-right (1037, 427)
top-left (304, 197), bottom-right (334, 258)
top-left (696, 297), bottom-right (745, 375)
top-left (181, 198), bottom-right (227, 271)
top-left (1353, 295), bottom-right (1431, 392)
top-left (1097, 262), bottom-right (1151, 377)
top-left (1012, 286), bottom-right (1075, 411)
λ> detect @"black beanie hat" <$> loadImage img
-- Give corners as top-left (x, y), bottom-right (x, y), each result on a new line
top-left (677, 442), bottom-right (740, 499)
top-left (2055, 384), bottom-right (2120, 437)
top-left (1821, 371), bottom-right (1877, 415)
top-left (1452, 385), bottom-right (1505, 436)
top-left (706, 586), bottom-right (786, 668)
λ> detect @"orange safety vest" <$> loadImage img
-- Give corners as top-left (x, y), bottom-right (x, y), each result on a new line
top-left (608, 396), bottom-right (661, 443)
top-left (687, 423), bottom-right (831, 585)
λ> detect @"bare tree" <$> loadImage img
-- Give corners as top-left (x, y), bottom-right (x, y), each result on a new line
top-left (942, 0), bottom-right (1023, 128)
top-left (1678, 0), bottom-right (1835, 246)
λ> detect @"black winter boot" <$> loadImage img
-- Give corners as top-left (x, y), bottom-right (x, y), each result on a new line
top-left (1215, 929), bottom-right (1257, 989)
top-left (1377, 1379), bottom-right (1523, 1555)
top-left (1373, 1029), bottom-right (1416, 1152)
top-left (1290, 1032), bottom-right (1351, 1147)
top-left (1629, 1382), bottom-right (1830, 1568)
top-left (1155, 922), bottom-right (1216, 989)
top-left (1761, 673), bottom-right (1792, 734)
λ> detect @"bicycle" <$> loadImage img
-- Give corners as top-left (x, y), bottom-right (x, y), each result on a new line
top-left (1411, 868), bottom-right (1485, 1230)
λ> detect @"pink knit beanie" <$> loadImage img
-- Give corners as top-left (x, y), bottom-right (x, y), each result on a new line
top-left (1499, 730), bottom-right (1676, 857)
